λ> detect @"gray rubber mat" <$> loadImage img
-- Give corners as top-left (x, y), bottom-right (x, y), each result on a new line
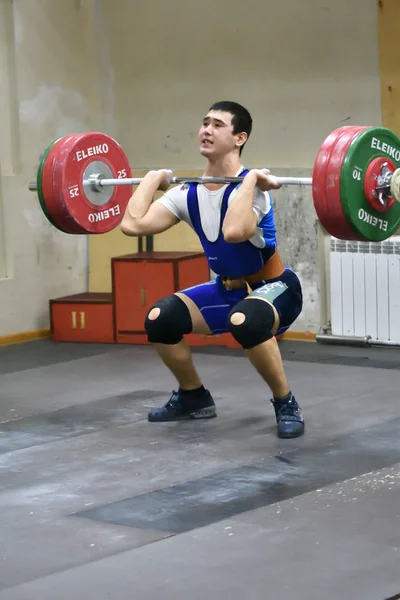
top-left (75, 415), bottom-right (400, 534)
top-left (1, 339), bottom-right (399, 374)
top-left (0, 389), bottom-right (168, 454)
top-left (193, 342), bottom-right (400, 370)
top-left (0, 340), bottom-right (125, 376)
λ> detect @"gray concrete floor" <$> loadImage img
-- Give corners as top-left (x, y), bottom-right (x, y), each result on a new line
top-left (0, 338), bottom-right (399, 600)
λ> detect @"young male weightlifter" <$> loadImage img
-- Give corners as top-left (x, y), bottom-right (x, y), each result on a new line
top-left (120, 101), bottom-right (304, 438)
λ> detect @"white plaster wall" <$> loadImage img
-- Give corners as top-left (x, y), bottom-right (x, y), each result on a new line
top-left (0, 0), bottom-right (382, 335)
top-left (102, 0), bottom-right (381, 331)
top-left (104, 0), bottom-right (381, 170)
top-left (0, 0), bottom-right (112, 336)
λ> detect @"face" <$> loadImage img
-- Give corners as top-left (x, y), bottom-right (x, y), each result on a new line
top-left (198, 110), bottom-right (247, 159)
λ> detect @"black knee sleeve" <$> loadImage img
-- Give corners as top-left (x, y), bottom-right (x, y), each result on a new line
top-left (228, 299), bottom-right (275, 349)
top-left (145, 294), bottom-right (193, 344)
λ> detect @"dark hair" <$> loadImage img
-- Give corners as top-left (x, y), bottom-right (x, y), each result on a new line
top-left (208, 101), bottom-right (253, 155)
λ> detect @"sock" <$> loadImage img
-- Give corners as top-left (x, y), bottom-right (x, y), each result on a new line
top-left (179, 384), bottom-right (206, 397)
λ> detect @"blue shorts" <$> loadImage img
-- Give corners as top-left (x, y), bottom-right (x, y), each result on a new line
top-left (181, 268), bottom-right (303, 336)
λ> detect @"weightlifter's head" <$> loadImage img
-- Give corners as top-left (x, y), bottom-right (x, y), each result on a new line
top-left (199, 101), bottom-right (252, 159)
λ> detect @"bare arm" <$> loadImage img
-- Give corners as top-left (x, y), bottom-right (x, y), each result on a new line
top-left (120, 170), bottom-right (178, 236)
top-left (222, 169), bottom-right (281, 243)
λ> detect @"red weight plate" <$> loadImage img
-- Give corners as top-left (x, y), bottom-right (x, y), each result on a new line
top-left (325, 126), bottom-right (369, 240)
top-left (326, 126), bottom-right (368, 240)
top-left (312, 126), bottom-right (361, 237)
top-left (49, 135), bottom-right (89, 234)
top-left (52, 133), bottom-right (132, 234)
top-left (42, 136), bottom-right (87, 234)
top-left (363, 156), bottom-right (396, 213)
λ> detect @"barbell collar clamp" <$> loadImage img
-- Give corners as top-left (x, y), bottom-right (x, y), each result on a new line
top-left (86, 173), bottom-right (107, 192)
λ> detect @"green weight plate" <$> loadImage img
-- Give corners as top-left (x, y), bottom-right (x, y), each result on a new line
top-left (340, 127), bottom-right (400, 241)
top-left (37, 139), bottom-right (68, 233)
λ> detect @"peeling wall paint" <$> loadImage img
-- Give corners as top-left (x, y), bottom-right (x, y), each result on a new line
top-left (0, 1), bottom-right (110, 336)
top-left (270, 170), bottom-right (322, 331)
top-left (19, 85), bottom-right (90, 137)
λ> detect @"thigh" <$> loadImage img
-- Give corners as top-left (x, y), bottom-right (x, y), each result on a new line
top-left (246, 269), bottom-right (303, 335)
top-left (177, 279), bottom-right (234, 335)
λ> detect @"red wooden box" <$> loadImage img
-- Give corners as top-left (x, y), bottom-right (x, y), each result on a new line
top-left (112, 251), bottom-right (210, 344)
top-left (49, 292), bottom-right (114, 343)
top-left (111, 251), bottom-right (240, 347)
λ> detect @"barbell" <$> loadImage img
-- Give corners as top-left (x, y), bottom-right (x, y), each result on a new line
top-left (28, 126), bottom-right (400, 240)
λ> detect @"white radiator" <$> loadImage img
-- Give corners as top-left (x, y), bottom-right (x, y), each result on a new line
top-left (329, 236), bottom-right (400, 341)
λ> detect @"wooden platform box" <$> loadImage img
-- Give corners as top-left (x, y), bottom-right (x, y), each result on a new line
top-left (112, 251), bottom-right (220, 346)
top-left (49, 292), bottom-right (114, 343)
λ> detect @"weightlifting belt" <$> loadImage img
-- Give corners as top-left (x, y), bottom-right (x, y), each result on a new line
top-left (221, 251), bottom-right (285, 293)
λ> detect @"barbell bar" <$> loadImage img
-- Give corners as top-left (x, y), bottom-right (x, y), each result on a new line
top-left (29, 174), bottom-right (313, 191)
top-left (27, 127), bottom-right (400, 239)
top-left (95, 174), bottom-right (314, 188)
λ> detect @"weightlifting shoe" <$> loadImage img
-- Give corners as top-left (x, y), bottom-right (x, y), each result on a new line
top-left (148, 388), bottom-right (217, 422)
top-left (271, 393), bottom-right (304, 439)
